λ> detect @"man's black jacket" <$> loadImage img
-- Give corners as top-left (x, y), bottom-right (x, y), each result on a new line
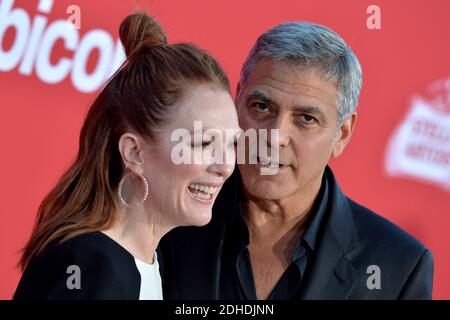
top-left (158, 166), bottom-right (433, 299)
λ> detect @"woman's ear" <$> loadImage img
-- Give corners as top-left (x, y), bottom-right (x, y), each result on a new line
top-left (118, 133), bottom-right (145, 174)
top-left (331, 112), bottom-right (357, 159)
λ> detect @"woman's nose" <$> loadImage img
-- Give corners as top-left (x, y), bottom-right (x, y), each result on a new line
top-left (207, 159), bottom-right (235, 179)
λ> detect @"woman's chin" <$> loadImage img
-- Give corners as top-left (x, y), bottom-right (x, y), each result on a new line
top-left (181, 209), bottom-right (212, 227)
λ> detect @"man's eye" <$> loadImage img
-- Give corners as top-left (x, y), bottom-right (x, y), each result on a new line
top-left (298, 114), bottom-right (317, 125)
top-left (251, 103), bottom-right (270, 113)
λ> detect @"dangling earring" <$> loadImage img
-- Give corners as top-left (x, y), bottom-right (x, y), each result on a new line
top-left (117, 165), bottom-right (149, 208)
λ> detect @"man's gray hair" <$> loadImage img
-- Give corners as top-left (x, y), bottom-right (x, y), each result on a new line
top-left (240, 21), bottom-right (362, 125)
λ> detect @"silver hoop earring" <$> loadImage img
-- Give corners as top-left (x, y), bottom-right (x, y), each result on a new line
top-left (117, 170), bottom-right (149, 208)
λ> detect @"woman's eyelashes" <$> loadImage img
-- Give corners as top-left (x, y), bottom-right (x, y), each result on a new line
top-left (189, 131), bottom-right (240, 151)
top-left (191, 140), bottom-right (212, 148)
top-left (189, 140), bottom-right (238, 161)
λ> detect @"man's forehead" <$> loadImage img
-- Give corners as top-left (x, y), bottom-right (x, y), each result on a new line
top-left (241, 71), bottom-right (338, 111)
top-left (242, 59), bottom-right (338, 102)
top-left (247, 58), bottom-right (317, 81)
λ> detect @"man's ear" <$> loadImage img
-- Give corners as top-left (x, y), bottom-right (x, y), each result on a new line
top-left (118, 133), bottom-right (145, 174)
top-left (331, 112), bottom-right (357, 158)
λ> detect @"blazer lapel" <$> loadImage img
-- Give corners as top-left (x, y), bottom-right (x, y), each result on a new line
top-left (299, 167), bottom-right (360, 300)
top-left (299, 225), bottom-right (357, 299)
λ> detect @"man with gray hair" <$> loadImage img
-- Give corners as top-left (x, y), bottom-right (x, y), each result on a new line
top-left (159, 22), bottom-right (433, 299)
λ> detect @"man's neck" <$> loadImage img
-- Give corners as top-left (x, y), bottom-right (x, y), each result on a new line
top-left (242, 175), bottom-right (323, 245)
top-left (242, 175), bottom-right (324, 300)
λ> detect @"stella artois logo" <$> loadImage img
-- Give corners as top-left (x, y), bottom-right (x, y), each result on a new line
top-left (385, 77), bottom-right (450, 190)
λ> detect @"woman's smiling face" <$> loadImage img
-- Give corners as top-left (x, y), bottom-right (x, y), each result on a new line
top-left (141, 84), bottom-right (241, 227)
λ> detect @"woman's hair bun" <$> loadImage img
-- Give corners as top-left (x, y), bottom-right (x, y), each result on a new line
top-left (119, 12), bottom-right (167, 57)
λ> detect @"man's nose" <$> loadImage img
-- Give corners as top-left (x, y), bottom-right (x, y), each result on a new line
top-left (267, 114), bottom-right (291, 148)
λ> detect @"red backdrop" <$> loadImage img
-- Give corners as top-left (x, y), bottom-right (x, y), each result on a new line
top-left (1, 0), bottom-right (449, 299)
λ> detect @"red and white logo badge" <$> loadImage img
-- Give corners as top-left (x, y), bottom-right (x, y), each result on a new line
top-left (385, 77), bottom-right (450, 190)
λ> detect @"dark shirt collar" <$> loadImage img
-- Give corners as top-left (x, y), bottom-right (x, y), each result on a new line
top-left (301, 172), bottom-right (329, 252)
